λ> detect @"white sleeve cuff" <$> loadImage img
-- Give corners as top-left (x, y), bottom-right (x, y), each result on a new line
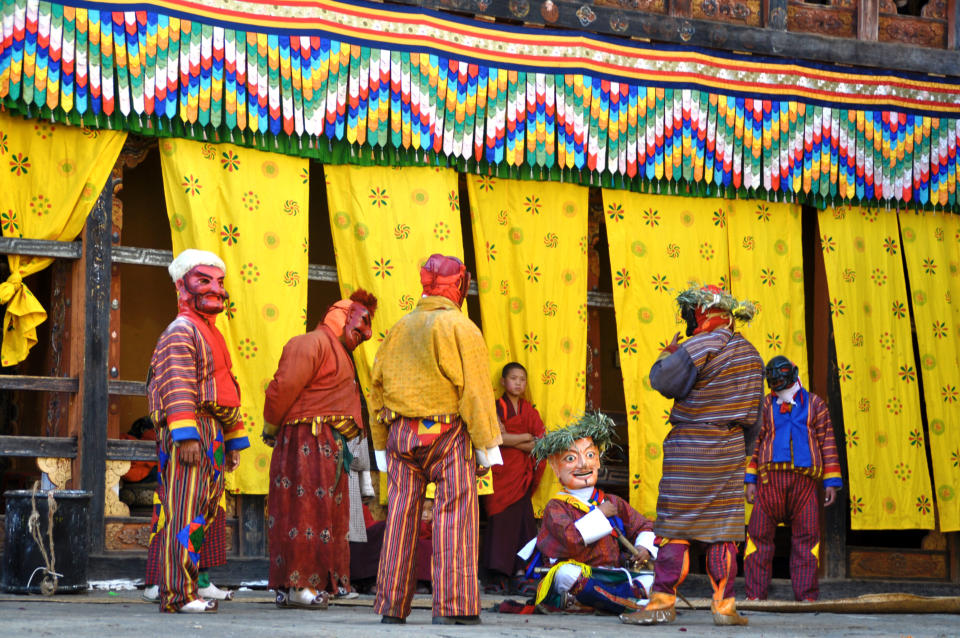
top-left (635, 531), bottom-right (658, 559)
top-left (475, 446), bottom-right (503, 467)
top-left (574, 507), bottom-right (613, 545)
top-left (374, 450), bottom-right (388, 473)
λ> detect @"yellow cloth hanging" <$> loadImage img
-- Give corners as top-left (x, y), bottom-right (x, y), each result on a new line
top-left (159, 137), bottom-right (309, 494)
top-left (602, 191), bottom-right (730, 519)
top-left (726, 200), bottom-right (809, 384)
top-left (898, 211), bottom-right (960, 532)
top-left (467, 175), bottom-right (589, 517)
top-left (0, 112), bottom-right (125, 366)
top-left (819, 206), bottom-right (933, 529)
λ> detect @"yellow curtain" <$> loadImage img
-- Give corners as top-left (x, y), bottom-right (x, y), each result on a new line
top-left (726, 201), bottom-right (809, 385)
top-left (324, 165), bottom-right (495, 497)
top-left (0, 111), bottom-right (126, 366)
top-left (603, 191), bottom-right (730, 518)
top-left (159, 137), bottom-right (309, 494)
top-left (819, 206), bottom-right (933, 529)
top-left (467, 175), bottom-right (589, 516)
top-left (898, 211), bottom-right (960, 531)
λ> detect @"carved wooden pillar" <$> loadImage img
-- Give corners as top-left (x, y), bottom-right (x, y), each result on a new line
top-left (669, 0), bottom-right (693, 17)
top-left (859, 0), bottom-right (880, 40)
top-left (950, 0), bottom-right (959, 48)
top-left (41, 261), bottom-right (72, 438)
top-left (108, 139), bottom-right (152, 440)
top-left (586, 189), bottom-right (603, 411)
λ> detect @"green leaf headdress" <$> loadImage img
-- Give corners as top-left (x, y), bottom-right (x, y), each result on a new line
top-left (675, 283), bottom-right (756, 323)
top-left (531, 411), bottom-right (618, 462)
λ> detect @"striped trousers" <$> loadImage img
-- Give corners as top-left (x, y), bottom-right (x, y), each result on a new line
top-left (745, 470), bottom-right (820, 601)
top-left (145, 505), bottom-right (226, 585)
top-left (157, 417), bottom-right (226, 612)
top-left (374, 417), bottom-right (479, 619)
top-left (651, 539), bottom-right (738, 602)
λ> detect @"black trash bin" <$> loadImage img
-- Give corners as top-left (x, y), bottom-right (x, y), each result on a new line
top-left (2, 489), bottom-right (91, 594)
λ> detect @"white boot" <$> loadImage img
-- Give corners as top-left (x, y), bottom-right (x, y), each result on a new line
top-left (360, 471), bottom-right (375, 497)
top-left (141, 585), bottom-right (159, 602)
top-left (199, 582), bottom-right (235, 600)
top-left (287, 587), bottom-right (329, 609)
top-left (177, 599), bottom-right (218, 613)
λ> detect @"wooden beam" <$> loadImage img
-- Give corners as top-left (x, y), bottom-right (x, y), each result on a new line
top-left (0, 237), bottom-right (82, 259)
top-left (105, 438), bottom-right (156, 462)
top-left (77, 179), bottom-right (113, 555)
top-left (0, 435), bottom-right (77, 458)
top-left (388, 0), bottom-right (960, 77)
top-left (0, 375), bottom-right (79, 392)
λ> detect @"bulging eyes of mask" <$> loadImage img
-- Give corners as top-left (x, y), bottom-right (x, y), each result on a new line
top-left (549, 437), bottom-right (601, 490)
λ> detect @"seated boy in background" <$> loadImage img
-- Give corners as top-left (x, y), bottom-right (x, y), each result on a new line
top-left (480, 362), bottom-right (546, 593)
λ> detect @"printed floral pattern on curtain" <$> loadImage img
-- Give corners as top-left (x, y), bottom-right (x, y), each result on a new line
top-left (159, 137), bottom-right (309, 494)
top-left (726, 200), bottom-right (809, 386)
top-left (323, 165), bottom-right (493, 498)
top-left (819, 206), bottom-right (934, 529)
top-left (603, 191), bottom-right (730, 518)
top-left (898, 211), bottom-right (960, 532)
top-left (0, 111), bottom-right (126, 366)
top-left (467, 175), bottom-right (589, 516)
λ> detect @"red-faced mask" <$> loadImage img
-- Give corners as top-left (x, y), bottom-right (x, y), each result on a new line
top-left (177, 265), bottom-right (228, 317)
top-left (341, 303), bottom-right (373, 352)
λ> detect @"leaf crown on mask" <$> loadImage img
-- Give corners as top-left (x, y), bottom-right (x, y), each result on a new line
top-left (531, 411), bottom-right (618, 462)
top-left (675, 283), bottom-right (756, 322)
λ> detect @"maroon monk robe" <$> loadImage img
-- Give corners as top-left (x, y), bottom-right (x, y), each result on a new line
top-left (484, 396), bottom-right (546, 516)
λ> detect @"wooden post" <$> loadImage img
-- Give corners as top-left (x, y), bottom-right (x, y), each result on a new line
top-left (77, 178), bottom-right (113, 555)
top-left (669, 0), bottom-right (693, 18)
top-left (859, 0), bottom-right (880, 41)
top-left (586, 190), bottom-right (603, 410)
top-left (805, 206), bottom-right (847, 580)
top-left (950, 0), bottom-right (959, 49)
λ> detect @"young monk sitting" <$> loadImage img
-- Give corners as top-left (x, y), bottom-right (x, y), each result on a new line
top-left (530, 412), bottom-right (657, 614)
top-left (481, 362), bottom-right (546, 594)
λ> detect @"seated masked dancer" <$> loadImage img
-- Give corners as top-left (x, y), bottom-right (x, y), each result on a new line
top-left (531, 412), bottom-right (658, 615)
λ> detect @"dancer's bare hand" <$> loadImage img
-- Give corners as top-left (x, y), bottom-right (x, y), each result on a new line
top-left (177, 440), bottom-right (201, 466)
top-left (744, 483), bottom-right (756, 504)
top-left (225, 449), bottom-right (241, 472)
top-left (598, 499), bottom-right (617, 518)
top-left (824, 486), bottom-right (837, 507)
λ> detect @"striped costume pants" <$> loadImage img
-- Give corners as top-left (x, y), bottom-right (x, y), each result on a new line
top-left (145, 505), bottom-right (227, 585)
top-left (157, 417), bottom-right (226, 612)
top-left (652, 540), bottom-right (738, 602)
top-left (374, 417), bottom-right (479, 619)
top-left (745, 470), bottom-right (820, 601)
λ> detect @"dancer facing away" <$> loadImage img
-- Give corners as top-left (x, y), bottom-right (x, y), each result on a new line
top-left (370, 254), bottom-right (503, 626)
top-left (621, 284), bottom-right (763, 627)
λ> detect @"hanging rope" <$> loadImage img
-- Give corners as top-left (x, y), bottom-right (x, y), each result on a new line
top-left (26, 480), bottom-right (61, 596)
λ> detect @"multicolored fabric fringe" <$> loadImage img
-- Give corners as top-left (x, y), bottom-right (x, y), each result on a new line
top-left (2, 0), bottom-right (960, 210)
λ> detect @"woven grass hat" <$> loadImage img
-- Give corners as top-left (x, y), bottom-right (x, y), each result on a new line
top-left (675, 283), bottom-right (756, 322)
top-left (531, 411), bottom-right (618, 462)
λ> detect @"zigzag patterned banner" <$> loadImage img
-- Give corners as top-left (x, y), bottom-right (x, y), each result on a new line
top-left (1, 0), bottom-right (959, 209)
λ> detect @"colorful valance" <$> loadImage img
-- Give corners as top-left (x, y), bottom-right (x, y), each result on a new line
top-left (2, 0), bottom-right (960, 210)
